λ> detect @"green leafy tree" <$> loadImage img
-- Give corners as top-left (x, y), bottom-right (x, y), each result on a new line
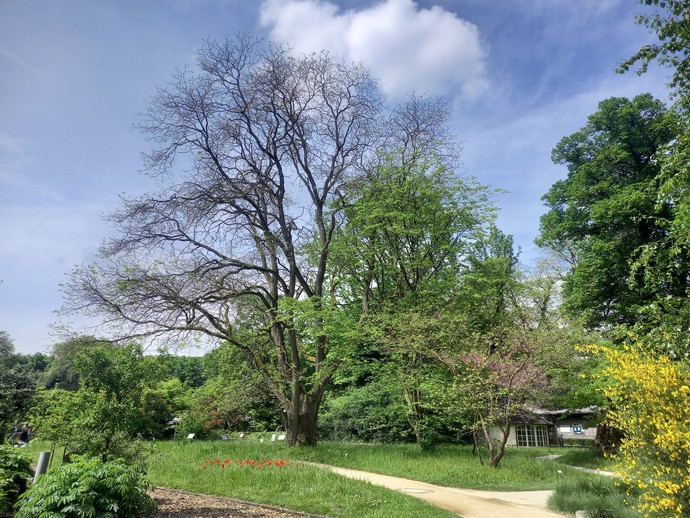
top-left (537, 94), bottom-right (681, 329)
top-left (332, 137), bottom-right (495, 447)
top-left (41, 336), bottom-right (107, 390)
top-left (0, 371), bottom-right (35, 436)
top-left (32, 343), bottom-right (158, 465)
top-left (318, 377), bottom-right (415, 443)
top-left (619, 0), bottom-right (690, 102)
top-left (433, 233), bottom-right (578, 466)
top-left (0, 332), bottom-right (37, 435)
top-left (329, 95), bottom-right (496, 449)
top-left (177, 344), bottom-right (281, 438)
top-left (0, 331), bottom-right (14, 360)
top-left (616, 1), bottom-right (690, 359)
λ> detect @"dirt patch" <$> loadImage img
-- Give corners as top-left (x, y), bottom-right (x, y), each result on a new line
top-left (150, 488), bottom-right (324, 518)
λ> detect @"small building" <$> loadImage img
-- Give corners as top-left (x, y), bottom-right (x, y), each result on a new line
top-left (488, 410), bottom-right (559, 447)
top-left (534, 407), bottom-right (598, 441)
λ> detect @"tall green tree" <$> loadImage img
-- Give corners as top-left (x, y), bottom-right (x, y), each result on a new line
top-left (619, 0), bottom-right (690, 103)
top-left (332, 135), bottom-right (495, 446)
top-left (33, 343), bottom-right (158, 464)
top-left (0, 332), bottom-right (37, 434)
top-left (616, 1), bottom-right (690, 358)
top-left (537, 94), bottom-right (681, 328)
top-left (0, 331), bottom-right (14, 359)
top-left (41, 336), bottom-right (107, 390)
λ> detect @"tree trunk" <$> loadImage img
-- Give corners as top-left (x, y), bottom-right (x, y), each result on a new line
top-left (285, 388), bottom-right (326, 447)
top-left (595, 421), bottom-right (624, 456)
top-left (403, 385), bottom-right (424, 448)
top-left (489, 422), bottom-right (511, 467)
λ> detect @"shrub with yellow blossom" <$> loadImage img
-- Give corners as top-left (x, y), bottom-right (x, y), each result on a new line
top-left (587, 343), bottom-right (690, 516)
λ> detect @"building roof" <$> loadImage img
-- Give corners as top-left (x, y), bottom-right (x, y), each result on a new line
top-left (509, 410), bottom-right (554, 426)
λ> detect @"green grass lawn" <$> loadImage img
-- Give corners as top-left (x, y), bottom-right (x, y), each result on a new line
top-left (555, 447), bottom-right (617, 471)
top-left (273, 440), bottom-right (590, 490)
top-left (23, 438), bottom-right (624, 517)
top-left (147, 440), bottom-right (456, 518)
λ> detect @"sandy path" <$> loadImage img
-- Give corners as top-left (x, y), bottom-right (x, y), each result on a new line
top-left (318, 464), bottom-right (565, 518)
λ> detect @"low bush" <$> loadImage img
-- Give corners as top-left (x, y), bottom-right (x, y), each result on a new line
top-left (547, 475), bottom-right (640, 518)
top-left (0, 445), bottom-right (33, 514)
top-left (15, 458), bottom-right (156, 517)
top-left (318, 381), bottom-right (414, 443)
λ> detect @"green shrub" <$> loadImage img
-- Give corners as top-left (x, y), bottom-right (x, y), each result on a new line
top-left (318, 381), bottom-right (414, 443)
top-left (547, 475), bottom-right (640, 518)
top-left (0, 445), bottom-right (33, 514)
top-left (15, 458), bottom-right (156, 517)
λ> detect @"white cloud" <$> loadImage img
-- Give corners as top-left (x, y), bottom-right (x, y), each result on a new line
top-left (259, 0), bottom-right (489, 100)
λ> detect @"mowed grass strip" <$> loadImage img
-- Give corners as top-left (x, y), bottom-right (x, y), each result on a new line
top-left (147, 441), bottom-right (457, 518)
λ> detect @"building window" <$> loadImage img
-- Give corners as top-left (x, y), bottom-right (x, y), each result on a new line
top-left (515, 425), bottom-right (550, 447)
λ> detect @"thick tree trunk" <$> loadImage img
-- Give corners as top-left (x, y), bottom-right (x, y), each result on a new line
top-left (285, 387), bottom-right (327, 447)
top-left (595, 421), bottom-right (624, 456)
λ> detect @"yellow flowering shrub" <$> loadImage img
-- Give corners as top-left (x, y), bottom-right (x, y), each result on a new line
top-left (588, 344), bottom-right (690, 516)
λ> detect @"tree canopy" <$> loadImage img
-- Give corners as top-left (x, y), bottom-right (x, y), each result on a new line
top-left (537, 94), bottom-right (681, 328)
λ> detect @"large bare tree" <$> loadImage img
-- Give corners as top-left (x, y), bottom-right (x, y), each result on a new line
top-left (62, 37), bottom-right (388, 446)
top-left (63, 36), bottom-right (462, 445)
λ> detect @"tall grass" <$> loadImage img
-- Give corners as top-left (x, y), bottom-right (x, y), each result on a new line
top-left (278, 441), bottom-right (567, 490)
top-left (547, 475), bottom-right (640, 518)
top-left (555, 447), bottom-right (616, 471)
top-left (25, 438), bottom-right (635, 517)
top-left (147, 440), bottom-right (456, 518)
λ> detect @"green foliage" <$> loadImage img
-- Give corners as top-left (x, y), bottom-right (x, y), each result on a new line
top-left (334, 154), bottom-right (494, 312)
top-left (31, 343), bottom-right (158, 466)
top-left (0, 445), bottom-right (32, 514)
top-left (0, 369), bottom-right (36, 436)
top-left (548, 475), bottom-right (639, 518)
top-left (0, 332), bottom-right (41, 435)
top-left (538, 94), bottom-right (680, 328)
top-left (15, 458), bottom-right (156, 517)
top-left (136, 388), bottom-right (176, 439)
top-left (31, 389), bottom-right (151, 467)
top-left (331, 153), bottom-right (497, 448)
top-left (318, 379), bottom-right (414, 443)
top-left (148, 441), bottom-right (455, 518)
top-left (619, 1), bottom-right (690, 102)
top-left (74, 342), bottom-right (159, 403)
top-left (0, 331), bottom-right (14, 359)
top-left (156, 352), bottom-right (206, 388)
top-left (615, 2), bottom-right (690, 359)
top-left (174, 344), bottom-right (281, 439)
top-left (41, 336), bottom-right (108, 391)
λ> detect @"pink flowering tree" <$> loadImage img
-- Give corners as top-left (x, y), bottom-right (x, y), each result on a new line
top-left (440, 329), bottom-right (554, 467)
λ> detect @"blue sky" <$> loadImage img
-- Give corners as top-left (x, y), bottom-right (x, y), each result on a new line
top-left (0, 0), bottom-right (670, 354)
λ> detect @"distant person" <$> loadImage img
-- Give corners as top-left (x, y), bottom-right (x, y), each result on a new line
top-left (18, 423), bottom-right (29, 446)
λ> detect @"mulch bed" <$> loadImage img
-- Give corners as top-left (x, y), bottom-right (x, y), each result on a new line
top-left (150, 488), bottom-right (329, 518)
